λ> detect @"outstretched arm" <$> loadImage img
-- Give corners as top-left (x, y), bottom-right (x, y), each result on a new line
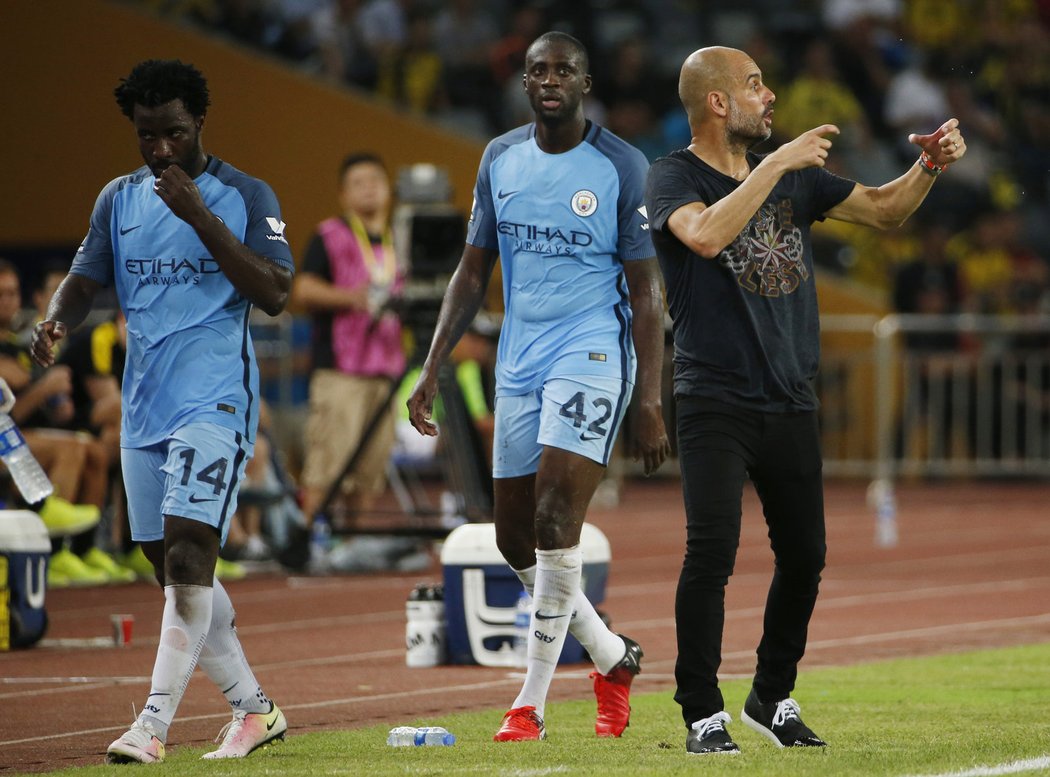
top-left (623, 258), bottom-right (671, 475)
top-left (153, 165), bottom-right (293, 315)
top-left (406, 244), bottom-right (499, 436)
top-left (668, 125), bottom-right (840, 257)
top-left (826, 118), bottom-right (966, 229)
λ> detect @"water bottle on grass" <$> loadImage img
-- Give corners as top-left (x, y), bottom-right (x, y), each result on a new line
top-left (386, 726), bottom-right (455, 746)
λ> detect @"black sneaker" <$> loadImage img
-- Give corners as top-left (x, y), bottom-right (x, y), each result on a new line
top-left (686, 712), bottom-right (740, 755)
top-left (740, 688), bottom-right (826, 748)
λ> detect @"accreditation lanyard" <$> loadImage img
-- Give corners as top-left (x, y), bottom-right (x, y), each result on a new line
top-left (349, 214), bottom-right (396, 288)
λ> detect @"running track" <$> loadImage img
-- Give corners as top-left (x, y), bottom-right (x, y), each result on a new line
top-left (2, 479), bottom-right (1048, 772)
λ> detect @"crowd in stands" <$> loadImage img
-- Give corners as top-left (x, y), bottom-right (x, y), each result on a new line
top-left (11, 2), bottom-right (1049, 586)
top-left (136, 0), bottom-right (1050, 319)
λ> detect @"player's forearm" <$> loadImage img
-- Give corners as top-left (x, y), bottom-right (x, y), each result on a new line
top-left (420, 261), bottom-right (490, 377)
top-left (625, 258), bottom-right (666, 406)
top-left (629, 289), bottom-right (665, 408)
top-left (46, 274), bottom-right (99, 332)
top-left (194, 214), bottom-right (292, 315)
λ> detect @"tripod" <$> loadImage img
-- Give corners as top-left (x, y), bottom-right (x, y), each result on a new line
top-left (314, 306), bottom-right (493, 538)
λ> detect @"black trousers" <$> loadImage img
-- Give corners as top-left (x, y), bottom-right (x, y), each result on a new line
top-left (673, 396), bottom-right (826, 726)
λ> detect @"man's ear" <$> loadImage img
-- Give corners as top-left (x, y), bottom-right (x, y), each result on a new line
top-left (582, 73), bottom-right (592, 95)
top-left (708, 90), bottom-right (728, 118)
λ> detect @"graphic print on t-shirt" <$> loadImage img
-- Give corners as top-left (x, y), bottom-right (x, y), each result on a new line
top-left (719, 199), bottom-right (808, 298)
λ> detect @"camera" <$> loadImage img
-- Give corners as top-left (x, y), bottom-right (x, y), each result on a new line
top-left (391, 164), bottom-right (467, 335)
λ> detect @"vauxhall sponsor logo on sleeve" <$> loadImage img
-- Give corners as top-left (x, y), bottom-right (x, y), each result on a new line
top-left (497, 221), bottom-right (592, 256)
top-left (265, 217), bottom-right (288, 244)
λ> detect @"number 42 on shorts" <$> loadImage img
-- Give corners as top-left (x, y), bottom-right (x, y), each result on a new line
top-left (559, 391), bottom-right (612, 442)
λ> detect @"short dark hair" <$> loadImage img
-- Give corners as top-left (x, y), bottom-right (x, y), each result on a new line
top-left (114, 59), bottom-right (211, 120)
top-left (528, 31), bottom-right (589, 74)
top-left (339, 152), bottom-right (386, 182)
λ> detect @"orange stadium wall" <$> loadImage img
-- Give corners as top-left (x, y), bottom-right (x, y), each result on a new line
top-left (0, 0), bottom-right (484, 261)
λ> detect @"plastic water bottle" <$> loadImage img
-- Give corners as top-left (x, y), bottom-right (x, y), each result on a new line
top-left (0, 413), bottom-right (53, 504)
top-left (405, 583), bottom-right (446, 667)
top-left (868, 478), bottom-right (899, 548)
top-left (308, 515), bottom-right (331, 574)
top-left (386, 726), bottom-right (455, 747)
top-left (512, 589), bottom-right (531, 668)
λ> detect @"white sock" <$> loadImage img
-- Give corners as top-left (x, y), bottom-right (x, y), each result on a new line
top-left (139, 585), bottom-right (212, 741)
top-left (196, 578), bottom-right (272, 714)
top-left (511, 547), bottom-right (581, 717)
top-left (513, 562), bottom-right (626, 675)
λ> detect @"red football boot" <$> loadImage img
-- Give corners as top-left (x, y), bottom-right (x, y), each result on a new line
top-left (493, 706), bottom-right (546, 741)
top-left (590, 634), bottom-right (643, 737)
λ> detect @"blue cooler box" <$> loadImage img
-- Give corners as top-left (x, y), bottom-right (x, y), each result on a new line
top-left (0, 510), bottom-right (50, 650)
top-left (440, 522), bottom-right (610, 666)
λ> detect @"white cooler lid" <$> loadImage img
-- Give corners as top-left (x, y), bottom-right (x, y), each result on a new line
top-left (440, 521), bottom-right (610, 564)
top-left (0, 509), bottom-right (51, 553)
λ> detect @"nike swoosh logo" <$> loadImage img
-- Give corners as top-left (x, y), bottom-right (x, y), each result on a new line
top-left (496, 189), bottom-right (520, 199)
top-left (266, 717), bottom-right (278, 731)
top-left (188, 494), bottom-right (217, 504)
top-left (579, 433), bottom-right (603, 441)
top-left (119, 225), bottom-right (142, 235)
top-left (534, 611), bottom-right (569, 621)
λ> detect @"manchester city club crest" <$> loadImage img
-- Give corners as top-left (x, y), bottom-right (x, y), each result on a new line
top-left (571, 189), bottom-right (598, 217)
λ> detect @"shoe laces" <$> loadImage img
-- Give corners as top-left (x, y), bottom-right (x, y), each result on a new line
top-left (122, 718), bottom-right (161, 748)
top-left (505, 706), bottom-right (542, 728)
top-left (691, 711), bottom-right (732, 739)
top-left (772, 698), bottom-right (802, 727)
top-left (214, 709), bottom-right (249, 744)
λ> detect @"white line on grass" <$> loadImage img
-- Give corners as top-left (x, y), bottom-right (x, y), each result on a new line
top-left (617, 606), bottom-right (1050, 641)
top-left (0, 677), bottom-right (521, 746)
top-left (901, 755), bottom-right (1050, 777)
top-left (632, 612), bottom-right (1050, 672)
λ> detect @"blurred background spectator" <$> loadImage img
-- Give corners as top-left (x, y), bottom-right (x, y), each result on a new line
top-left (13, 0), bottom-right (1047, 575)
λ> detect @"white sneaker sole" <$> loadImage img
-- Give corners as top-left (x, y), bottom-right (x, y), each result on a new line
top-left (740, 708), bottom-right (786, 748)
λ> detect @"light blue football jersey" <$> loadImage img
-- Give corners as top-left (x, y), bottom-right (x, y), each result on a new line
top-left (70, 156), bottom-right (294, 447)
top-left (467, 122), bottom-right (655, 395)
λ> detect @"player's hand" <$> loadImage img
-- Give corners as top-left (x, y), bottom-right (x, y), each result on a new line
top-left (406, 369), bottom-right (440, 437)
top-left (153, 165), bottom-right (209, 225)
top-left (630, 403), bottom-right (671, 477)
top-left (30, 320), bottom-right (68, 367)
top-left (771, 124), bottom-right (840, 172)
top-left (909, 118), bottom-right (965, 168)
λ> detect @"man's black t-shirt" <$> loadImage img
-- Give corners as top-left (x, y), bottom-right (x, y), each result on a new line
top-left (645, 149), bottom-right (855, 411)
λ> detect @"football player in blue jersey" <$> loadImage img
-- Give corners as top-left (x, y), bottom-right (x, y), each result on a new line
top-left (31, 59), bottom-right (292, 763)
top-left (407, 32), bottom-right (671, 742)
top-left (645, 46), bottom-right (966, 755)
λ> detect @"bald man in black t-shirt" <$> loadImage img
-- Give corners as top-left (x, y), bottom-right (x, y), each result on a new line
top-left (645, 45), bottom-right (967, 755)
